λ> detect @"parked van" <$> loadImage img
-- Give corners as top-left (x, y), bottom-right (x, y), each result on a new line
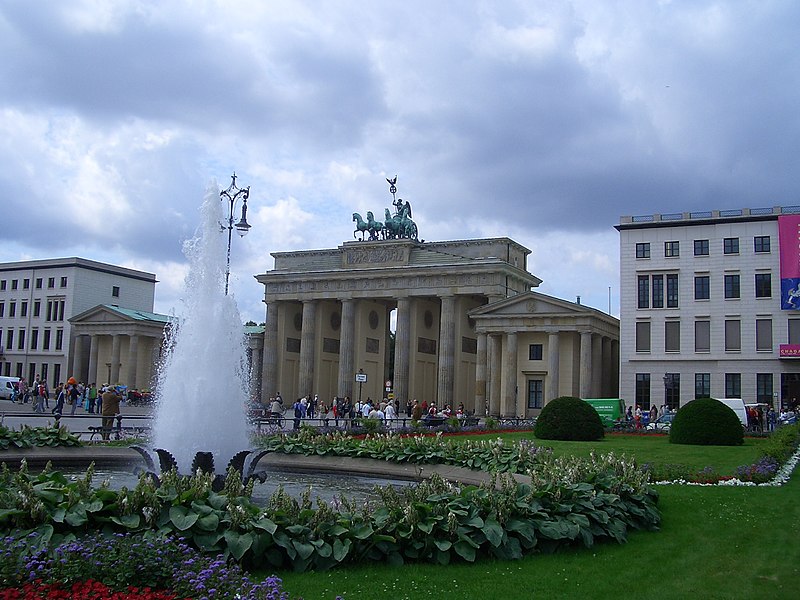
top-left (717, 398), bottom-right (748, 427)
top-left (0, 376), bottom-right (21, 400)
top-left (583, 398), bottom-right (626, 427)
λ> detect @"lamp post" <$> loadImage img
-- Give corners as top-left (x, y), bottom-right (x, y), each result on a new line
top-left (220, 173), bottom-right (252, 295)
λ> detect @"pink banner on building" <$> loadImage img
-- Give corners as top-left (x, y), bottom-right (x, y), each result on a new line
top-left (779, 215), bottom-right (800, 279)
top-left (778, 215), bottom-right (800, 310)
top-left (780, 344), bottom-right (800, 358)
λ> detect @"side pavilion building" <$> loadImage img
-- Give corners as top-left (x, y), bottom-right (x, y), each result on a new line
top-left (254, 237), bottom-right (619, 416)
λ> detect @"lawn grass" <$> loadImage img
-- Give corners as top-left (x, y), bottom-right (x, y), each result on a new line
top-left (476, 431), bottom-right (767, 476)
top-left (276, 433), bottom-right (799, 600)
top-left (278, 472), bottom-right (800, 600)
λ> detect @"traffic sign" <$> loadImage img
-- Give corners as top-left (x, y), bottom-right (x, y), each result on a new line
top-left (355, 373), bottom-right (367, 383)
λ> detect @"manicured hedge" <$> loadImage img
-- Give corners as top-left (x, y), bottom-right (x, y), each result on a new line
top-left (669, 398), bottom-right (744, 446)
top-left (534, 396), bottom-right (604, 441)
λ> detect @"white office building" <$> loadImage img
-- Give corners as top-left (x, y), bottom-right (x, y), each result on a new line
top-left (0, 258), bottom-right (157, 388)
top-left (617, 207), bottom-right (800, 411)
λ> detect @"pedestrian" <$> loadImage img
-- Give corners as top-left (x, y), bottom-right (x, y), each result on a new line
top-left (52, 384), bottom-right (66, 415)
top-left (292, 398), bottom-right (303, 430)
top-left (101, 386), bottom-right (121, 441)
top-left (88, 383), bottom-right (98, 413)
top-left (69, 382), bottom-right (81, 416)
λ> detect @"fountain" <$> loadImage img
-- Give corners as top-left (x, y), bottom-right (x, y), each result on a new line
top-left (146, 182), bottom-right (253, 475)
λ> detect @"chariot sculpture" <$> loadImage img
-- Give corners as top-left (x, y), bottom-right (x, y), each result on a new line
top-left (352, 176), bottom-right (419, 241)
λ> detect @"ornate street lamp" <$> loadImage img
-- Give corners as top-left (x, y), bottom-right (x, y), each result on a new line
top-left (220, 172), bottom-right (251, 295)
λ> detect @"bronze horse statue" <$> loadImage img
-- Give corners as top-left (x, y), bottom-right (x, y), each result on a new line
top-left (366, 211), bottom-right (384, 240)
top-left (353, 213), bottom-right (370, 240)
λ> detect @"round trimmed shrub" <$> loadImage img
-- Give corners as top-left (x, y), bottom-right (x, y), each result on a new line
top-left (669, 398), bottom-right (744, 446)
top-left (534, 396), bottom-right (604, 441)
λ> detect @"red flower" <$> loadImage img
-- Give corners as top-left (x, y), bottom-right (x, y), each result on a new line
top-left (0, 580), bottom-right (180, 600)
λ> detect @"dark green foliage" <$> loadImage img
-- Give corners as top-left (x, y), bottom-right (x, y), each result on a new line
top-left (0, 425), bottom-right (81, 450)
top-left (534, 396), bottom-right (604, 441)
top-left (669, 398), bottom-right (744, 446)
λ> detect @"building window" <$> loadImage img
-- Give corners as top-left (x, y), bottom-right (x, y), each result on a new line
top-left (790, 320), bottom-right (800, 344)
top-left (725, 319), bottom-right (741, 352)
top-left (756, 319), bottom-right (772, 351)
top-left (695, 320), bottom-right (711, 352)
top-left (528, 344), bottom-right (543, 360)
top-left (11, 280), bottom-right (18, 290)
top-left (55, 329), bottom-right (64, 351)
top-left (652, 275), bottom-right (664, 308)
top-left (694, 239), bottom-right (709, 256)
top-left (723, 238), bottom-right (739, 254)
top-left (527, 379), bottom-right (544, 409)
top-left (754, 236), bottom-right (771, 253)
top-left (0, 280), bottom-right (5, 291)
top-left (20, 302), bottom-right (27, 318)
top-left (43, 329), bottom-right (51, 350)
top-left (724, 274), bottom-right (740, 299)
top-left (637, 276), bottom-right (650, 309)
top-left (33, 301), bottom-right (40, 318)
top-left (725, 373), bottom-right (741, 398)
top-left (695, 275), bottom-right (710, 300)
top-left (30, 329), bottom-right (38, 350)
top-left (755, 273), bottom-right (772, 298)
top-left (635, 374), bottom-right (650, 409)
top-left (47, 277), bottom-right (54, 288)
top-left (0, 303), bottom-right (4, 318)
top-left (5, 329), bottom-right (13, 350)
top-left (35, 278), bottom-right (42, 289)
top-left (636, 243), bottom-right (650, 258)
top-left (756, 373), bottom-right (773, 404)
top-left (635, 321), bottom-right (651, 352)
top-left (695, 373), bottom-right (711, 399)
top-left (23, 279), bottom-right (29, 290)
top-left (665, 321), bottom-right (680, 352)
top-left (666, 274), bottom-right (679, 307)
top-left (60, 277), bottom-right (67, 288)
top-left (664, 373), bottom-right (680, 410)
top-left (112, 286), bottom-right (120, 298)
top-left (8, 302), bottom-right (15, 318)
top-left (665, 241), bottom-right (680, 257)
top-left (16, 329), bottom-right (25, 350)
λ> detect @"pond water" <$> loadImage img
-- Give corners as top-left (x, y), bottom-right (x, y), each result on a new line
top-left (63, 468), bottom-right (415, 505)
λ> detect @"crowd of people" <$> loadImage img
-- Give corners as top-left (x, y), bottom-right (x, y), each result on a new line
top-left (9, 375), bottom-right (126, 440)
top-left (253, 392), bottom-right (474, 430)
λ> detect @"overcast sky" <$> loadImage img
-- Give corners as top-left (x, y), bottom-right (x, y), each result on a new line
top-left (1, 0), bottom-right (798, 323)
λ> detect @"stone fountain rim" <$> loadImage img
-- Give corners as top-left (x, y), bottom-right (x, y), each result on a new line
top-left (0, 447), bottom-right (518, 487)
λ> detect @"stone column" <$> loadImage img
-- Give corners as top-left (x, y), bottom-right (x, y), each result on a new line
top-left (71, 335), bottom-right (85, 380)
top-left (126, 335), bottom-right (139, 388)
top-left (592, 334), bottom-right (602, 397)
top-left (298, 300), bottom-right (317, 397)
top-left (337, 299), bottom-right (356, 400)
top-left (488, 333), bottom-right (502, 415)
top-left (579, 331), bottom-right (593, 399)
top-left (251, 346), bottom-right (263, 398)
top-left (475, 332), bottom-right (487, 415)
top-left (110, 334), bottom-right (121, 385)
top-left (601, 336), bottom-right (612, 397)
top-left (261, 301), bottom-right (278, 403)
top-left (87, 335), bottom-right (99, 386)
top-left (501, 332), bottom-right (518, 416)
top-left (547, 332), bottom-right (560, 402)
top-left (436, 295), bottom-right (456, 408)
top-left (393, 297), bottom-right (411, 405)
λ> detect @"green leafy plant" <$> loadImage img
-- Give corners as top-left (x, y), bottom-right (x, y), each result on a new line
top-left (0, 425), bottom-right (81, 450)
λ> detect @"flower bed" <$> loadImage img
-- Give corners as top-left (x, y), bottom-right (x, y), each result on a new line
top-left (0, 438), bottom-right (660, 573)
